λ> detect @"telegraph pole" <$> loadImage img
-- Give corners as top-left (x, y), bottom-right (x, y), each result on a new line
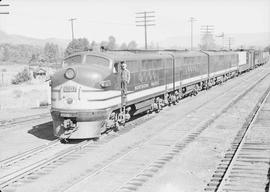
top-left (69, 18), bottom-right (77, 41)
top-left (188, 17), bottom-right (197, 50)
top-left (200, 25), bottom-right (214, 35)
top-left (0, 3), bottom-right (10, 14)
top-left (136, 11), bottom-right (155, 50)
top-left (216, 32), bottom-right (225, 50)
top-left (200, 25), bottom-right (214, 50)
top-left (228, 37), bottom-right (233, 50)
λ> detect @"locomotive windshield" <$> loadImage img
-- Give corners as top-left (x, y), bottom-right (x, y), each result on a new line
top-left (85, 55), bottom-right (110, 67)
top-left (63, 55), bottom-right (82, 65)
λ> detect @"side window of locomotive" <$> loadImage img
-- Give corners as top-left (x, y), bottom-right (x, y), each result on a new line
top-left (155, 59), bottom-right (162, 69)
top-left (63, 55), bottom-right (82, 66)
top-left (113, 63), bottom-right (119, 73)
top-left (142, 60), bottom-right (148, 70)
top-left (85, 55), bottom-right (109, 67)
top-left (126, 60), bottom-right (138, 72)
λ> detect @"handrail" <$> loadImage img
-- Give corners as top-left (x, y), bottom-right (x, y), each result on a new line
top-left (199, 50), bottom-right (210, 87)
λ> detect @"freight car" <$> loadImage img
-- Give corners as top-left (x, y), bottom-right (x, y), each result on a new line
top-left (50, 50), bottom-right (268, 139)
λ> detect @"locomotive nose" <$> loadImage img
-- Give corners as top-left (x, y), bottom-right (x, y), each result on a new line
top-left (76, 66), bottom-right (104, 88)
top-left (52, 65), bottom-right (108, 89)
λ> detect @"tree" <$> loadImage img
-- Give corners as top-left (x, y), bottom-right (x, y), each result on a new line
top-left (120, 43), bottom-right (128, 50)
top-left (44, 42), bottom-right (59, 63)
top-left (90, 41), bottom-right (96, 49)
top-left (2, 46), bottom-right (10, 61)
top-left (29, 53), bottom-right (37, 63)
top-left (148, 41), bottom-right (159, 50)
top-left (11, 68), bottom-right (31, 84)
top-left (200, 34), bottom-right (217, 50)
top-left (127, 41), bottom-right (138, 50)
top-left (0, 43), bottom-right (44, 63)
top-left (264, 45), bottom-right (270, 53)
top-left (65, 38), bottom-right (90, 56)
top-left (107, 36), bottom-right (116, 50)
top-left (90, 41), bottom-right (100, 51)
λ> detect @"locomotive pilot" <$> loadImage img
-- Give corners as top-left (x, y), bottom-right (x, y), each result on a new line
top-left (120, 61), bottom-right (130, 96)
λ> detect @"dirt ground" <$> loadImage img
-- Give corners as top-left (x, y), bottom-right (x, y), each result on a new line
top-left (0, 63), bottom-right (54, 110)
top-left (0, 64), bottom-right (28, 86)
top-left (137, 69), bottom-right (270, 192)
top-left (0, 82), bottom-right (51, 110)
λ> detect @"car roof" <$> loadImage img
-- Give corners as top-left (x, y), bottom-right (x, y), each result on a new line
top-left (65, 50), bottom-right (238, 62)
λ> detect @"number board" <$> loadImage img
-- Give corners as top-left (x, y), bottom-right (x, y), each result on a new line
top-left (63, 86), bottom-right (77, 92)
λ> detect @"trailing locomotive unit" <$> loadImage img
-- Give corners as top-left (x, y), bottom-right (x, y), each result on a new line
top-left (50, 50), bottom-right (264, 139)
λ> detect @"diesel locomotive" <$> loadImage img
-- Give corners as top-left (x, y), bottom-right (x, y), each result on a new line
top-left (50, 49), bottom-right (269, 139)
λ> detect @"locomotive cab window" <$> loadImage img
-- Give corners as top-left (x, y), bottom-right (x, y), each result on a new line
top-left (63, 55), bottom-right (82, 66)
top-left (85, 55), bottom-right (110, 67)
top-left (113, 62), bottom-right (119, 73)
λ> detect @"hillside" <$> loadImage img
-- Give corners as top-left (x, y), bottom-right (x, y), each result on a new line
top-left (0, 30), bottom-right (269, 50)
top-left (159, 32), bottom-right (270, 49)
top-left (0, 30), bottom-right (69, 49)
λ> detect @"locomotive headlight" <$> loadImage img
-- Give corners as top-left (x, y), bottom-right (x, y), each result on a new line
top-left (64, 68), bottom-right (76, 80)
top-left (100, 80), bottom-right (111, 88)
top-left (67, 98), bottom-right (73, 104)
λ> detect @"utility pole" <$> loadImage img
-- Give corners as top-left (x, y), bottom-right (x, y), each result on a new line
top-left (228, 37), bottom-right (233, 50)
top-left (0, 3), bottom-right (10, 14)
top-left (216, 32), bottom-right (225, 50)
top-left (1, 69), bottom-right (6, 86)
top-left (200, 25), bottom-right (214, 50)
top-left (135, 11), bottom-right (155, 50)
top-left (188, 17), bottom-right (197, 50)
top-left (69, 18), bottom-right (77, 41)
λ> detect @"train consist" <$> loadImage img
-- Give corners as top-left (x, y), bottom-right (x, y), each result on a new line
top-left (50, 49), bottom-right (269, 139)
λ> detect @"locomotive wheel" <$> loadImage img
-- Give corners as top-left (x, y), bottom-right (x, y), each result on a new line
top-left (60, 138), bottom-right (69, 144)
top-left (92, 137), bottom-right (99, 141)
top-left (113, 123), bottom-right (119, 132)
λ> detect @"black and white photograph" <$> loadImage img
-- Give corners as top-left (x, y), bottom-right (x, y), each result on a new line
top-left (0, 0), bottom-right (270, 191)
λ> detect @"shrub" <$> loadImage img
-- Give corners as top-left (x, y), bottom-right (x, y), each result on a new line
top-left (12, 68), bottom-right (31, 84)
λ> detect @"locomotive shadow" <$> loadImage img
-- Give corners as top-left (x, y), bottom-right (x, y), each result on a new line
top-left (27, 121), bottom-right (57, 141)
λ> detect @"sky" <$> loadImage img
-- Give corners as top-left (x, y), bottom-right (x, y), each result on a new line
top-left (0, 0), bottom-right (269, 47)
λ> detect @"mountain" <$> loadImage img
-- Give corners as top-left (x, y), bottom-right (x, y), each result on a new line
top-left (159, 32), bottom-right (270, 49)
top-left (0, 30), bottom-right (269, 50)
top-left (226, 32), bottom-right (270, 48)
top-left (0, 30), bottom-right (69, 48)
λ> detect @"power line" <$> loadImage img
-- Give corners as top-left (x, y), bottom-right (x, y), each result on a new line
top-left (200, 25), bottom-right (214, 35)
top-left (188, 17), bottom-right (197, 50)
top-left (135, 11), bottom-right (156, 50)
top-left (84, 19), bottom-right (133, 26)
top-left (69, 18), bottom-right (77, 41)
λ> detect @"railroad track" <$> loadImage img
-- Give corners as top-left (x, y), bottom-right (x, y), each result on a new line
top-left (205, 85), bottom-right (270, 191)
top-left (0, 140), bottom-right (89, 190)
top-left (0, 68), bottom-right (268, 192)
top-left (0, 139), bottom-right (59, 168)
top-left (0, 112), bottom-right (51, 128)
top-left (53, 70), bottom-right (270, 192)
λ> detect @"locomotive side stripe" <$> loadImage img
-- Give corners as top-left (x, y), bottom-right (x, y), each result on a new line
top-left (52, 66), bottom-right (238, 111)
top-left (82, 90), bottom-right (105, 92)
top-left (53, 67), bottom-right (237, 110)
top-left (82, 66), bottom-right (238, 102)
